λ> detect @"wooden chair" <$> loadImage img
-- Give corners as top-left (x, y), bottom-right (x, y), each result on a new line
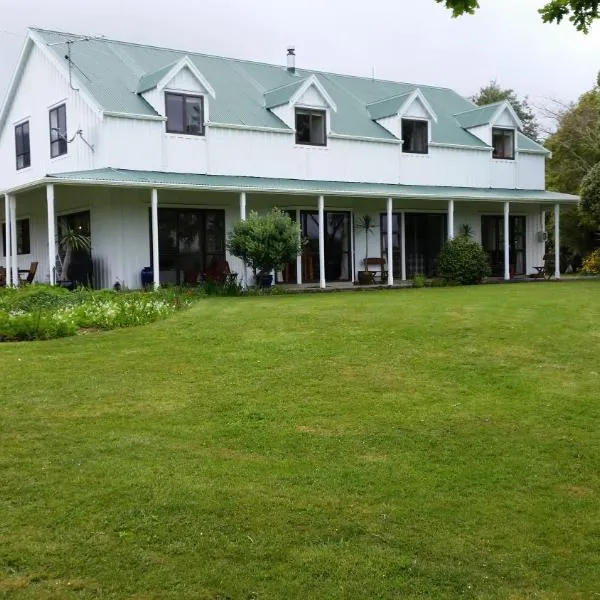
top-left (18, 261), bottom-right (38, 285)
top-left (363, 257), bottom-right (387, 283)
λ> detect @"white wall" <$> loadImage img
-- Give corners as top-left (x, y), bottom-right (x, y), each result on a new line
top-left (517, 154), bottom-right (545, 190)
top-left (0, 42), bottom-right (101, 191)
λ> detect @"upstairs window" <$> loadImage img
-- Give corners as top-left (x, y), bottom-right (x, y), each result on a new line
top-left (15, 121), bottom-right (30, 170)
top-left (49, 104), bottom-right (68, 158)
top-left (401, 119), bottom-right (428, 154)
top-left (165, 93), bottom-right (204, 135)
top-left (492, 128), bottom-right (514, 160)
top-left (2, 218), bottom-right (31, 255)
top-left (295, 109), bottom-right (326, 146)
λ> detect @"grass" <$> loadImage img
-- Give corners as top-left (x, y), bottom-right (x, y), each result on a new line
top-left (1, 282), bottom-right (599, 599)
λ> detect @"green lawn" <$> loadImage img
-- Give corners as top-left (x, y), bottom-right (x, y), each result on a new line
top-left (1, 282), bottom-right (599, 599)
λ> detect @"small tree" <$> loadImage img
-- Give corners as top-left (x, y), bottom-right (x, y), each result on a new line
top-left (437, 235), bottom-right (490, 285)
top-left (227, 209), bottom-right (302, 283)
top-left (58, 221), bottom-right (91, 282)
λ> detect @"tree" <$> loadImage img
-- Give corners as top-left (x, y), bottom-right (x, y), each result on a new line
top-left (472, 81), bottom-right (540, 142)
top-left (544, 81), bottom-right (600, 263)
top-left (436, 0), bottom-right (600, 33)
top-left (545, 88), bottom-right (600, 194)
top-left (580, 161), bottom-right (600, 230)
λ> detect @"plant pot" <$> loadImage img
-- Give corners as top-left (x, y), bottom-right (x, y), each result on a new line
top-left (258, 273), bottom-right (273, 289)
top-left (357, 271), bottom-right (373, 285)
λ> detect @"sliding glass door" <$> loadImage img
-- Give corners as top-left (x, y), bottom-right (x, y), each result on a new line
top-left (481, 215), bottom-right (526, 277)
top-left (380, 213), bottom-right (447, 278)
top-left (152, 209), bottom-right (225, 285)
top-left (300, 211), bottom-right (351, 283)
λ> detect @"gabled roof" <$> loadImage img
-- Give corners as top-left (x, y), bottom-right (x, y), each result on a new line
top-left (366, 88), bottom-right (437, 122)
top-left (137, 55), bottom-right (216, 97)
top-left (264, 74), bottom-right (336, 111)
top-left (454, 101), bottom-right (523, 131)
top-left (21, 28), bottom-right (545, 152)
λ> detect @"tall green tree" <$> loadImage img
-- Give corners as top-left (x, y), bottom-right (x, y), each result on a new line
top-left (472, 81), bottom-right (541, 142)
top-left (545, 82), bottom-right (600, 260)
top-left (436, 0), bottom-right (600, 32)
top-left (545, 87), bottom-right (600, 195)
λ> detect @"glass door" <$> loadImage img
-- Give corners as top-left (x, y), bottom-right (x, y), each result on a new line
top-left (481, 215), bottom-right (527, 277)
top-left (153, 209), bottom-right (225, 285)
top-left (277, 210), bottom-right (297, 283)
top-left (300, 211), bottom-right (351, 283)
top-left (404, 213), bottom-right (447, 278)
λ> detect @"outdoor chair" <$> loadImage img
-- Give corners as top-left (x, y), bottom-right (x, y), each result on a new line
top-left (18, 261), bottom-right (38, 285)
top-left (363, 257), bottom-right (387, 283)
top-left (0, 266), bottom-right (5, 287)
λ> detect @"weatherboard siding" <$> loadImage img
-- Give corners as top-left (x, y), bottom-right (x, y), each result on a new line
top-left (0, 43), bottom-right (100, 191)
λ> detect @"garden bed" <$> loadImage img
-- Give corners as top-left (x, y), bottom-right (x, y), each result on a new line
top-left (0, 285), bottom-right (202, 342)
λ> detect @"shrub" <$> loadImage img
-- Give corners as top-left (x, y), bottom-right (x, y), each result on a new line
top-left (227, 209), bottom-right (302, 278)
top-left (581, 248), bottom-right (600, 274)
top-left (412, 273), bottom-right (426, 288)
top-left (437, 236), bottom-right (491, 285)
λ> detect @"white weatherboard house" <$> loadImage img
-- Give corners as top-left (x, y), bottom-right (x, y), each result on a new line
top-left (0, 28), bottom-right (578, 289)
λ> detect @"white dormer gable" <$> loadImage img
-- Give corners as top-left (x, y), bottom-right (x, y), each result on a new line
top-left (454, 101), bottom-right (522, 146)
top-left (265, 75), bottom-right (336, 131)
top-left (367, 88), bottom-right (437, 138)
top-left (138, 56), bottom-right (215, 119)
top-left (492, 103), bottom-right (522, 130)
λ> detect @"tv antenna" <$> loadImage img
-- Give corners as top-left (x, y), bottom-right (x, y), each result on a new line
top-left (47, 36), bottom-right (91, 91)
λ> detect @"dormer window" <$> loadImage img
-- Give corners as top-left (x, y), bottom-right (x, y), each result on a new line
top-left (165, 93), bottom-right (204, 136)
top-left (295, 108), bottom-right (326, 146)
top-left (492, 128), bottom-right (514, 159)
top-left (401, 119), bottom-right (428, 154)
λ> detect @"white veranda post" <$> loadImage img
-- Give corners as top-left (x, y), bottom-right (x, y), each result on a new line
top-left (151, 189), bottom-right (160, 289)
top-left (318, 195), bottom-right (326, 289)
top-left (9, 195), bottom-right (18, 287)
top-left (447, 199), bottom-right (455, 239)
top-left (554, 203), bottom-right (560, 280)
top-left (239, 192), bottom-right (247, 288)
top-left (387, 197), bottom-right (394, 287)
top-left (400, 211), bottom-right (406, 281)
top-left (4, 194), bottom-right (11, 286)
top-left (46, 184), bottom-right (56, 285)
top-left (504, 201), bottom-right (510, 281)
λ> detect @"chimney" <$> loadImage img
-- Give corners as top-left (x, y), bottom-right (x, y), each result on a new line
top-left (287, 47), bottom-right (296, 74)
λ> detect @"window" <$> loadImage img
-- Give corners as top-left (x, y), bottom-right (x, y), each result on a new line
top-left (2, 218), bottom-right (31, 255)
top-left (492, 128), bottom-right (514, 159)
top-left (295, 109), bottom-right (326, 146)
top-left (15, 121), bottom-right (30, 170)
top-left (49, 104), bottom-right (68, 158)
top-left (401, 119), bottom-right (428, 154)
top-left (165, 93), bottom-right (204, 135)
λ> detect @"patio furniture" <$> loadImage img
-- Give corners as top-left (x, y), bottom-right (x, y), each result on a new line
top-left (202, 257), bottom-right (237, 284)
top-left (18, 261), bottom-right (38, 285)
top-left (363, 257), bottom-right (387, 284)
top-left (0, 267), bottom-right (5, 286)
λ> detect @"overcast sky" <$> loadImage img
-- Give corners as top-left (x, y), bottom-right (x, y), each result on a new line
top-left (1, 0), bottom-right (598, 125)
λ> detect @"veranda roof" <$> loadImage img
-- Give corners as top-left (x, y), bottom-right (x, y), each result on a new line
top-left (36, 168), bottom-right (579, 203)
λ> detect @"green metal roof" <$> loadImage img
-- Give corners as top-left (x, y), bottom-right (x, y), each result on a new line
top-left (30, 28), bottom-right (547, 152)
top-left (264, 79), bottom-right (307, 109)
top-left (45, 168), bottom-right (578, 203)
top-left (366, 92), bottom-right (413, 120)
top-left (136, 61), bottom-right (178, 93)
top-left (453, 102), bottom-right (505, 129)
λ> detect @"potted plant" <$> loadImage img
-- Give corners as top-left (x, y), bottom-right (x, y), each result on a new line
top-left (58, 221), bottom-right (92, 286)
top-left (228, 208), bottom-right (303, 289)
top-left (354, 214), bottom-right (375, 285)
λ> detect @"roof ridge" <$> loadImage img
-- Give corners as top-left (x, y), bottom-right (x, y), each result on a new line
top-left (453, 101), bottom-right (506, 116)
top-left (264, 78), bottom-right (307, 94)
top-left (366, 90), bottom-right (415, 107)
top-left (29, 26), bottom-right (467, 95)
